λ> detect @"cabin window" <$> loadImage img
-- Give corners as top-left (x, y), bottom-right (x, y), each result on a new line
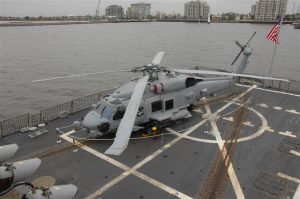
top-left (165, 99), bottom-right (174, 110)
top-left (113, 106), bottom-right (125, 120)
top-left (137, 106), bottom-right (144, 117)
top-left (151, 100), bottom-right (162, 112)
top-left (185, 77), bottom-right (202, 88)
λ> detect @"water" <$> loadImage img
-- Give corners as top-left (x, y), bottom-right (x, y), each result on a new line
top-left (0, 22), bottom-right (299, 120)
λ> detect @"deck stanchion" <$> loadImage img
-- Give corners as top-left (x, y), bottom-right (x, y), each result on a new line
top-left (161, 132), bottom-right (165, 143)
top-left (0, 121), bottom-right (3, 137)
top-left (72, 138), bottom-right (78, 152)
top-left (56, 128), bottom-right (62, 143)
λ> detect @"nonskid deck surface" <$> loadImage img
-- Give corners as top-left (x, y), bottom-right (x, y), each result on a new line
top-left (0, 85), bottom-right (299, 199)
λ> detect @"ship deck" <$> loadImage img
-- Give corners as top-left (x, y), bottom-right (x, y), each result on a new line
top-left (1, 84), bottom-right (299, 199)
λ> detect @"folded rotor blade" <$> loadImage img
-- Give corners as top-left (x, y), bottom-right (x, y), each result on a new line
top-left (172, 69), bottom-right (289, 82)
top-left (105, 75), bottom-right (149, 155)
top-left (152, 51), bottom-right (165, 66)
top-left (32, 70), bottom-right (131, 83)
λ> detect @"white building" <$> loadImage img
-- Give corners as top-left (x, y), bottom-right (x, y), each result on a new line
top-left (184, 0), bottom-right (210, 20)
top-left (127, 3), bottom-right (151, 19)
top-left (251, 0), bottom-right (288, 21)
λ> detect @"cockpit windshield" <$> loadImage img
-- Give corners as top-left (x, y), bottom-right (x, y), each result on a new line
top-left (95, 100), bottom-right (105, 112)
top-left (101, 105), bottom-right (114, 119)
top-left (95, 99), bottom-right (114, 119)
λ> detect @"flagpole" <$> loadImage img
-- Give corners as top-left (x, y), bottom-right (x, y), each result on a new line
top-left (268, 8), bottom-right (285, 77)
top-left (268, 40), bottom-right (278, 76)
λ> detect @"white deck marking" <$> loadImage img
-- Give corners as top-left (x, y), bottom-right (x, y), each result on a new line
top-left (242, 121), bottom-right (255, 127)
top-left (257, 103), bottom-right (269, 108)
top-left (279, 131), bottom-right (297, 138)
top-left (289, 150), bottom-right (300, 157)
top-left (277, 173), bottom-right (300, 199)
top-left (235, 83), bottom-right (300, 97)
top-left (273, 106), bottom-right (282, 110)
top-left (215, 85), bottom-right (257, 115)
top-left (286, 109), bottom-right (300, 115)
top-left (266, 127), bottom-right (275, 133)
top-left (205, 105), bottom-right (245, 199)
top-left (168, 91), bottom-right (269, 144)
top-left (294, 183), bottom-right (300, 199)
top-left (166, 128), bottom-right (217, 144)
top-left (62, 135), bottom-right (193, 199)
top-left (61, 133), bottom-right (129, 171)
top-left (277, 172), bottom-right (300, 184)
top-left (60, 133), bottom-right (194, 199)
top-left (193, 108), bottom-right (203, 113)
top-left (63, 119), bottom-right (208, 199)
top-left (223, 117), bottom-right (255, 128)
top-left (223, 117), bottom-right (234, 122)
top-left (89, 119), bottom-right (208, 198)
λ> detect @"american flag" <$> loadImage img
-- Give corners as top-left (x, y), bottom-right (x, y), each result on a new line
top-left (266, 21), bottom-right (280, 44)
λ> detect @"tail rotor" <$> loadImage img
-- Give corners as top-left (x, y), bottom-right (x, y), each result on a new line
top-left (231, 31), bottom-right (256, 65)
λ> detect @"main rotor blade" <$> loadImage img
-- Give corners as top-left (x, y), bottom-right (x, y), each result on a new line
top-left (172, 69), bottom-right (289, 82)
top-left (32, 70), bottom-right (131, 83)
top-left (152, 51), bottom-right (165, 66)
top-left (105, 75), bottom-right (149, 155)
top-left (245, 31), bottom-right (256, 47)
top-left (231, 49), bottom-right (243, 65)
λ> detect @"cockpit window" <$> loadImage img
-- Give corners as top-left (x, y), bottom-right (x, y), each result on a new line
top-left (95, 99), bottom-right (114, 119)
top-left (101, 105), bottom-right (114, 119)
top-left (113, 106), bottom-right (126, 120)
top-left (95, 100), bottom-right (106, 112)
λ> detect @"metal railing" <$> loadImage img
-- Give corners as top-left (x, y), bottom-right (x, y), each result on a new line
top-left (0, 78), bottom-right (299, 137)
top-left (0, 88), bottom-right (115, 137)
top-left (261, 79), bottom-right (300, 93)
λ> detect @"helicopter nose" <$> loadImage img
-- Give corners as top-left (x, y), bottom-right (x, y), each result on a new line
top-left (82, 110), bottom-right (101, 131)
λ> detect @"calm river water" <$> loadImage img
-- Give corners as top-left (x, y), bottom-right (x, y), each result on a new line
top-left (0, 22), bottom-right (299, 119)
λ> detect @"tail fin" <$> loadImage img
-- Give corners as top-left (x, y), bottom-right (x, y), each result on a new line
top-left (231, 31), bottom-right (256, 74)
top-left (233, 46), bottom-right (252, 74)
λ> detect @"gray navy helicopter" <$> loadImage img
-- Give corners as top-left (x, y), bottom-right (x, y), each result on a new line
top-left (33, 32), bottom-right (288, 156)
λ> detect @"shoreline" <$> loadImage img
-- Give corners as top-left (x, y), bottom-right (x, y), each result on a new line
top-left (0, 19), bottom-right (293, 27)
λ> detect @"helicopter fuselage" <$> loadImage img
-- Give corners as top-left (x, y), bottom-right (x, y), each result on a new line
top-left (80, 72), bottom-right (233, 137)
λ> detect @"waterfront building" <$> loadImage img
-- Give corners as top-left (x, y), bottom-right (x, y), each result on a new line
top-left (184, 0), bottom-right (210, 20)
top-left (105, 5), bottom-right (124, 19)
top-left (127, 3), bottom-right (151, 19)
top-left (251, 0), bottom-right (288, 21)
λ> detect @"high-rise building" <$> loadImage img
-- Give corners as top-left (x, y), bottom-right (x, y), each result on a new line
top-left (184, 0), bottom-right (210, 20)
top-left (251, 4), bottom-right (257, 18)
top-left (127, 3), bottom-right (151, 19)
top-left (251, 0), bottom-right (288, 21)
top-left (105, 5), bottom-right (124, 19)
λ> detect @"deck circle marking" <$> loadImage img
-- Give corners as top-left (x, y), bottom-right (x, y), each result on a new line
top-left (174, 106), bottom-right (268, 144)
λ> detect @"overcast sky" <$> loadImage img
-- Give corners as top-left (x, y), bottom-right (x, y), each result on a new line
top-left (0, 0), bottom-right (298, 17)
